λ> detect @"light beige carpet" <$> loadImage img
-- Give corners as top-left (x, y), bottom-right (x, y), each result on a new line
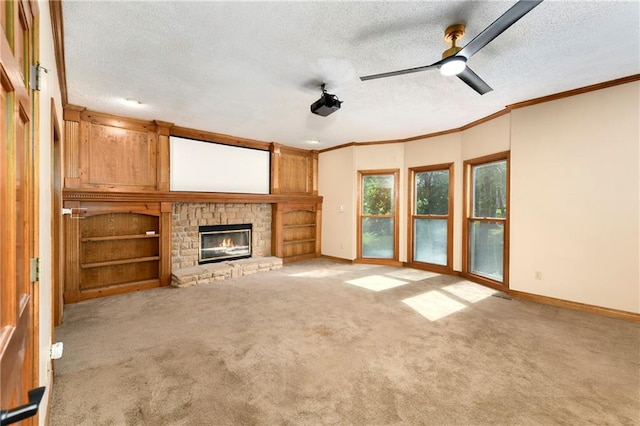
top-left (51, 258), bottom-right (640, 425)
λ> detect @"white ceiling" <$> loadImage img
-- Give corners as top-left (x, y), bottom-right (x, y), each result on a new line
top-left (61, 1), bottom-right (640, 150)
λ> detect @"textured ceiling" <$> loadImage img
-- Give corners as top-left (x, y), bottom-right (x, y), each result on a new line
top-left (62, 1), bottom-right (640, 150)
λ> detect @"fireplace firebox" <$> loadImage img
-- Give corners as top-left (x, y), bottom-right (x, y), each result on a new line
top-left (198, 224), bottom-right (252, 264)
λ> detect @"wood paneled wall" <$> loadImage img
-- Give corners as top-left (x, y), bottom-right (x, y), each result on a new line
top-left (62, 106), bottom-right (321, 301)
top-left (63, 107), bottom-right (318, 196)
top-left (271, 143), bottom-right (318, 195)
top-left (63, 106), bottom-right (171, 192)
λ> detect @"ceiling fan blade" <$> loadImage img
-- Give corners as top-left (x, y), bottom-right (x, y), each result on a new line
top-left (458, 0), bottom-right (543, 60)
top-left (457, 67), bottom-right (493, 95)
top-left (359, 63), bottom-right (439, 81)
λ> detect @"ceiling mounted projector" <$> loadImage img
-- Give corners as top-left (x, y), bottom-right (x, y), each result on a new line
top-left (310, 84), bottom-right (342, 117)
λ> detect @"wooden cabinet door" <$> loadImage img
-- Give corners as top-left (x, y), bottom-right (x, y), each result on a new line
top-left (0, 0), bottom-right (37, 422)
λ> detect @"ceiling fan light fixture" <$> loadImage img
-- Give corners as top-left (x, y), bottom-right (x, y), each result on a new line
top-left (440, 56), bottom-right (466, 76)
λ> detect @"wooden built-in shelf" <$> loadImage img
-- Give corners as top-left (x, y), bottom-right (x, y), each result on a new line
top-left (64, 209), bottom-right (167, 304)
top-left (77, 278), bottom-right (161, 302)
top-left (275, 204), bottom-right (320, 263)
top-left (283, 239), bottom-right (316, 245)
top-left (81, 234), bottom-right (159, 242)
top-left (81, 256), bottom-right (160, 269)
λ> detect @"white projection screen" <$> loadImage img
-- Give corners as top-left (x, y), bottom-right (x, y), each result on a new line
top-left (170, 136), bottom-right (270, 194)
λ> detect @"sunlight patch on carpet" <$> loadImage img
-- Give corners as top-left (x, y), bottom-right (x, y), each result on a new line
top-left (386, 269), bottom-right (440, 281)
top-left (290, 269), bottom-right (347, 278)
top-left (442, 281), bottom-right (496, 303)
top-left (345, 275), bottom-right (409, 291)
top-left (403, 291), bottom-right (466, 321)
top-left (337, 264), bottom-right (384, 271)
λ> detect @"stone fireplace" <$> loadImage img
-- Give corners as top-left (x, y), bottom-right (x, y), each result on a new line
top-left (199, 223), bottom-right (252, 264)
top-left (172, 203), bottom-right (272, 270)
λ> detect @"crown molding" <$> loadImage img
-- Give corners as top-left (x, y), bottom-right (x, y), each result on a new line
top-left (320, 74), bottom-right (640, 154)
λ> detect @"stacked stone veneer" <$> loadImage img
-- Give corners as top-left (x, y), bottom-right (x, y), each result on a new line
top-left (171, 256), bottom-right (283, 287)
top-left (171, 203), bottom-right (272, 271)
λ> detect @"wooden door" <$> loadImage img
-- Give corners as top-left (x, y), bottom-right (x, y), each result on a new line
top-left (0, 0), bottom-right (37, 422)
top-left (51, 101), bottom-right (62, 326)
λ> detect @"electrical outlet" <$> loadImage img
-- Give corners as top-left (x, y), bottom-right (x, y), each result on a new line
top-left (534, 271), bottom-right (542, 280)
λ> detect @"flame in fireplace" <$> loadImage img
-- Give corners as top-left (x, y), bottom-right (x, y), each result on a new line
top-left (198, 225), bottom-right (252, 264)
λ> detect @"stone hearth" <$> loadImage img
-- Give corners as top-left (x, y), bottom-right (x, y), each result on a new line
top-left (171, 256), bottom-right (282, 287)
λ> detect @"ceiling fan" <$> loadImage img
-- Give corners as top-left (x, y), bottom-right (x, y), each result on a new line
top-left (359, 0), bottom-right (543, 95)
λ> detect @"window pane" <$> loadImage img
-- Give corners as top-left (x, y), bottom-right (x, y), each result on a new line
top-left (415, 170), bottom-right (449, 215)
top-left (470, 221), bottom-right (504, 281)
top-left (472, 160), bottom-right (507, 218)
top-left (362, 217), bottom-right (394, 258)
top-left (414, 219), bottom-right (447, 265)
top-left (362, 175), bottom-right (394, 215)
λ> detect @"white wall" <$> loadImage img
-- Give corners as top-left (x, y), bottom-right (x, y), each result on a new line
top-left (510, 82), bottom-right (639, 312)
top-left (318, 146), bottom-right (355, 259)
top-left (37, 1), bottom-right (64, 423)
top-left (318, 81), bottom-right (640, 314)
top-left (461, 113), bottom-right (510, 160)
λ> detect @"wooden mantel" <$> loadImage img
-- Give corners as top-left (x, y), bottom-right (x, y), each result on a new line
top-left (63, 189), bottom-right (322, 204)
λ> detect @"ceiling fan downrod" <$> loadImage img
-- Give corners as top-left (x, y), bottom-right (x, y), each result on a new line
top-left (442, 24), bottom-right (465, 59)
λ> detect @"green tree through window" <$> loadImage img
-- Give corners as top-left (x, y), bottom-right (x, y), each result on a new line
top-left (473, 161), bottom-right (507, 218)
top-left (467, 157), bottom-right (508, 283)
top-left (362, 175), bottom-right (393, 215)
top-left (360, 173), bottom-right (396, 259)
top-left (412, 166), bottom-right (451, 267)
top-left (415, 170), bottom-right (448, 215)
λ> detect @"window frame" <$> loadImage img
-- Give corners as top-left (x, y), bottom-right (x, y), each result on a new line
top-left (462, 151), bottom-right (510, 289)
top-left (356, 169), bottom-right (400, 264)
top-left (407, 162), bottom-right (454, 273)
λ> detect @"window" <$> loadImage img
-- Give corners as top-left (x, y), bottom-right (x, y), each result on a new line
top-left (358, 170), bottom-right (399, 261)
top-left (463, 153), bottom-right (509, 287)
top-left (408, 163), bottom-right (453, 270)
